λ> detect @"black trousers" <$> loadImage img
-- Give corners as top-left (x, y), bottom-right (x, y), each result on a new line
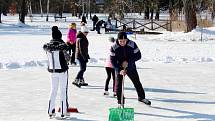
top-left (104, 67), bottom-right (116, 92)
top-left (92, 22), bottom-right (96, 30)
top-left (96, 26), bottom-right (101, 34)
top-left (67, 42), bottom-right (76, 63)
top-left (116, 69), bottom-right (145, 104)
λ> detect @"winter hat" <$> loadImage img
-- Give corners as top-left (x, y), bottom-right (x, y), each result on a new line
top-left (118, 31), bottom-right (127, 39)
top-left (52, 26), bottom-right (62, 39)
top-left (81, 26), bottom-right (89, 33)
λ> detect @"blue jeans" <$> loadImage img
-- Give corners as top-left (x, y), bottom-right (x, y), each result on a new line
top-left (76, 58), bottom-right (87, 79)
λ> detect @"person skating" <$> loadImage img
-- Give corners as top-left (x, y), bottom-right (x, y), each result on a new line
top-left (95, 20), bottom-right (104, 34)
top-left (104, 18), bottom-right (112, 32)
top-left (91, 15), bottom-right (98, 31)
top-left (104, 37), bottom-right (117, 96)
top-left (110, 31), bottom-right (151, 105)
top-left (66, 23), bottom-right (77, 65)
top-left (81, 15), bottom-right (87, 24)
top-left (72, 26), bottom-right (90, 87)
top-left (43, 26), bottom-right (70, 118)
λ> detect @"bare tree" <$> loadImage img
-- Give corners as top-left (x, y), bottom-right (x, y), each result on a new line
top-left (210, 0), bottom-right (215, 20)
top-left (39, 0), bottom-right (43, 17)
top-left (19, 0), bottom-right (27, 23)
top-left (0, 0), bottom-right (2, 23)
top-left (144, 0), bottom-right (159, 20)
top-left (46, 0), bottom-right (49, 21)
top-left (183, 0), bottom-right (197, 32)
top-left (0, 0), bottom-right (11, 23)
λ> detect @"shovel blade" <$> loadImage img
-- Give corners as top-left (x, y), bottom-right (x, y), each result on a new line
top-left (58, 107), bottom-right (79, 113)
top-left (109, 108), bottom-right (134, 121)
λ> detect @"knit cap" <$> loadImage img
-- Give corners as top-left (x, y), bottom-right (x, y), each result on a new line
top-left (81, 26), bottom-right (89, 33)
top-left (52, 26), bottom-right (62, 39)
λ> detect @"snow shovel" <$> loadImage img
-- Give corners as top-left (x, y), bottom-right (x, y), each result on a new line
top-left (109, 107), bottom-right (134, 121)
top-left (58, 107), bottom-right (79, 113)
top-left (109, 64), bottom-right (134, 121)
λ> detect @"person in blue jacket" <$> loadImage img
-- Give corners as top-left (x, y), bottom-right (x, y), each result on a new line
top-left (110, 31), bottom-right (151, 106)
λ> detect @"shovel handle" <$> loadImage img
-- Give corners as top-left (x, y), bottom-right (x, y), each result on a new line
top-left (120, 61), bottom-right (128, 108)
top-left (121, 73), bottom-right (125, 108)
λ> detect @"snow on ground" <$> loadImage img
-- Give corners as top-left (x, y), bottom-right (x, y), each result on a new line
top-left (0, 14), bottom-right (215, 121)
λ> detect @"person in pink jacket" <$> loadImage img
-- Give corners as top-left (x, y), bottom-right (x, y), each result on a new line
top-left (104, 37), bottom-right (116, 96)
top-left (67, 23), bottom-right (77, 65)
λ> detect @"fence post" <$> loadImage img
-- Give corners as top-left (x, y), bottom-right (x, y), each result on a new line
top-left (115, 18), bottom-right (118, 28)
top-left (133, 19), bottom-right (135, 29)
top-left (151, 19), bottom-right (153, 30)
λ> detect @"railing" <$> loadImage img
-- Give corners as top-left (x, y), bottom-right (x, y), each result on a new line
top-left (54, 16), bottom-right (67, 22)
top-left (115, 18), bottom-right (172, 31)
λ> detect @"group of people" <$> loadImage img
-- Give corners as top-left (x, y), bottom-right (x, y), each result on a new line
top-left (91, 15), bottom-right (113, 34)
top-left (43, 21), bottom-right (151, 118)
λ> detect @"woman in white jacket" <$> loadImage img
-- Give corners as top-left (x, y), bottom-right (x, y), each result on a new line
top-left (43, 26), bottom-right (70, 118)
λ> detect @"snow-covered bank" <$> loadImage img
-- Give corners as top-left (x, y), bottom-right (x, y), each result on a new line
top-left (1, 15), bottom-right (215, 69)
top-left (1, 31), bottom-right (215, 69)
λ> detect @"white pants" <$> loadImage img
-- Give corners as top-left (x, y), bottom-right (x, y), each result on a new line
top-left (48, 71), bottom-right (68, 115)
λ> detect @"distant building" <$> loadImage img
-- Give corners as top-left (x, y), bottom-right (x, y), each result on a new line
top-left (95, 0), bottom-right (104, 12)
top-left (96, 0), bottom-right (104, 5)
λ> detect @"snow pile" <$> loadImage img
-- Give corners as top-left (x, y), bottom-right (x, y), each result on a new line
top-left (0, 60), bottom-right (47, 69)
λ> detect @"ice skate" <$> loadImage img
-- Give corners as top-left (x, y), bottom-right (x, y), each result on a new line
top-left (48, 113), bottom-right (56, 119)
top-left (72, 79), bottom-right (81, 88)
top-left (103, 91), bottom-right (109, 95)
top-left (79, 79), bottom-right (88, 86)
top-left (138, 98), bottom-right (151, 105)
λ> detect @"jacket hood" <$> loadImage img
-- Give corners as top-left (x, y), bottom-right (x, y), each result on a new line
top-left (77, 32), bottom-right (86, 38)
top-left (43, 40), bottom-right (68, 52)
top-left (51, 39), bottom-right (64, 43)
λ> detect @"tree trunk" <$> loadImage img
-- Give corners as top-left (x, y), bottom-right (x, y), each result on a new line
top-left (169, 0), bottom-right (178, 21)
top-left (144, 6), bottom-right (149, 19)
top-left (155, 2), bottom-right (160, 20)
top-left (39, 0), bottom-right (43, 17)
top-left (170, 8), bottom-right (179, 21)
top-left (19, 0), bottom-right (27, 23)
top-left (211, 0), bottom-right (215, 21)
top-left (155, 10), bottom-right (159, 20)
top-left (46, 0), bottom-right (49, 21)
top-left (150, 8), bottom-right (154, 20)
top-left (0, 9), bottom-right (2, 23)
top-left (27, 0), bottom-right (33, 22)
top-left (0, 3), bottom-right (2, 23)
top-left (183, 0), bottom-right (197, 32)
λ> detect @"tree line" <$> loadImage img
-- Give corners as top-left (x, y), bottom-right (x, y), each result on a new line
top-left (1, 0), bottom-right (215, 32)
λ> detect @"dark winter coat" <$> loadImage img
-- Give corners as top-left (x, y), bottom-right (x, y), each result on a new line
top-left (92, 15), bottom-right (99, 23)
top-left (43, 39), bottom-right (69, 73)
top-left (81, 16), bottom-right (87, 24)
top-left (75, 32), bottom-right (90, 62)
top-left (96, 20), bottom-right (104, 27)
top-left (110, 39), bottom-right (141, 72)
